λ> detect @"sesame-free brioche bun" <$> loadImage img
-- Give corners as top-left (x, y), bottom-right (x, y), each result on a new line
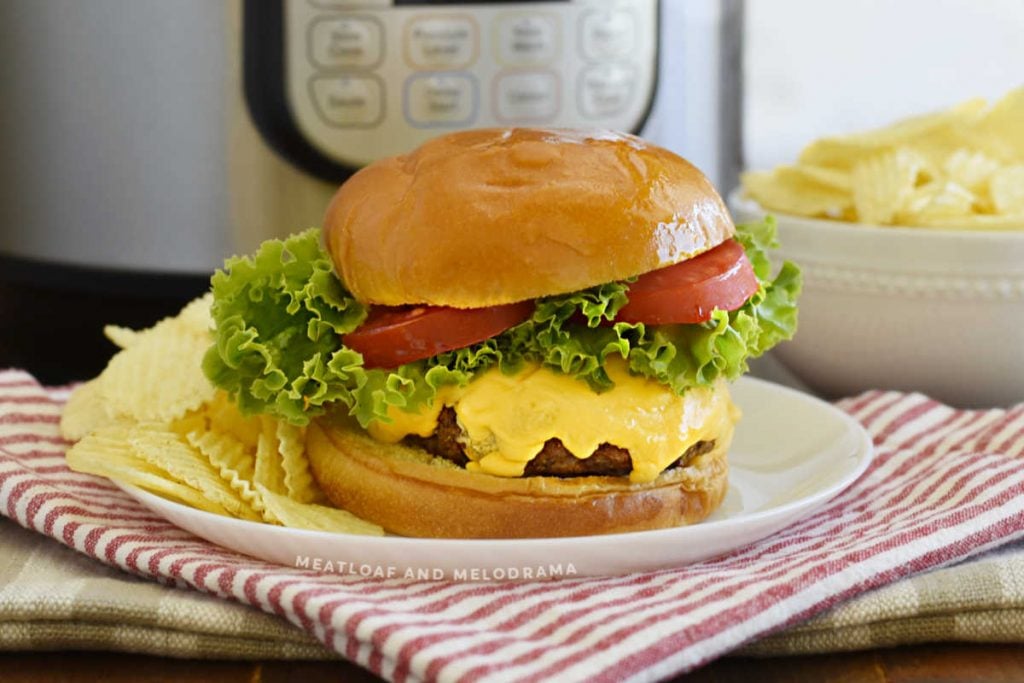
top-left (324, 128), bottom-right (735, 307)
top-left (306, 416), bottom-right (733, 539)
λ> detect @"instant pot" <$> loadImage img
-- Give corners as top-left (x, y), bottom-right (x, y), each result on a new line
top-left (0, 0), bottom-right (742, 381)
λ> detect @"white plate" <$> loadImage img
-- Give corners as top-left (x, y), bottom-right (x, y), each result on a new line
top-left (118, 378), bottom-right (873, 581)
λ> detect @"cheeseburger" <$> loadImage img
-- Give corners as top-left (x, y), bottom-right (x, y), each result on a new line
top-left (203, 128), bottom-right (801, 539)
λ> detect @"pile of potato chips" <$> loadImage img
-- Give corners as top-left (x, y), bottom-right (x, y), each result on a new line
top-left (742, 88), bottom-right (1024, 228)
top-left (61, 296), bottom-right (383, 536)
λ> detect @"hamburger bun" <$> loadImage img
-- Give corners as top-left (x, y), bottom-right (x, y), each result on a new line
top-left (323, 128), bottom-right (735, 307)
top-left (309, 128), bottom-right (743, 539)
top-left (307, 416), bottom-right (733, 539)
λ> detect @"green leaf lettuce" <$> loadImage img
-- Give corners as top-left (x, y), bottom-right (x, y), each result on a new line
top-left (204, 219), bottom-right (801, 427)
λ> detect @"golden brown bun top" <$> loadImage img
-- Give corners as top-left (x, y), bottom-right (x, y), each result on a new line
top-left (324, 128), bottom-right (735, 307)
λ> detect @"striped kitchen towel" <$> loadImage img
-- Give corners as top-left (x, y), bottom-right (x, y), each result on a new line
top-left (2, 368), bottom-right (1024, 682)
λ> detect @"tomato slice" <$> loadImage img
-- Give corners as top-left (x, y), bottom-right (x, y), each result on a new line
top-left (615, 239), bottom-right (759, 325)
top-left (343, 301), bottom-right (534, 369)
top-left (344, 240), bottom-right (756, 367)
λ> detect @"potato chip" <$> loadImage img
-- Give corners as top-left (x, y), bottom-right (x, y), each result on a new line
top-left (799, 98), bottom-right (986, 169)
top-left (102, 325), bottom-right (140, 350)
top-left (975, 87), bottom-right (1024, 161)
top-left (186, 429), bottom-right (265, 516)
top-left (785, 164), bottom-right (851, 192)
top-left (169, 410), bottom-right (208, 440)
top-left (102, 294), bottom-right (213, 351)
top-left (98, 317), bottom-right (216, 424)
top-left (850, 149), bottom-right (924, 225)
top-left (254, 417), bottom-right (288, 496)
top-left (989, 165), bottom-right (1024, 216)
top-left (942, 149), bottom-right (1000, 195)
top-left (60, 380), bottom-right (122, 441)
top-left (255, 484), bottom-right (383, 536)
top-left (899, 180), bottom-right (977, 223)
top-left (64, 294), bottom-right (389, 532)
top-left (741, 166), bottom-right (852, 218)
top-left (66, 427), bottom-right (230, 516)
top-left (128, 424), bottom-right (260, 521)
top-left (745, 89), bottom-right (1024, 230)
top-left (187, 428), bottom-right (256, 481)
top-left (275, 421), bottom-right (324, 504)
top-left (174, 294), bottom-right (215, 337)
top-left (203, 391), bottom-right (262, 449)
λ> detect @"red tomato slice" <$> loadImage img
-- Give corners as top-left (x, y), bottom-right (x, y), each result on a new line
top-left (343, 301), bottom-right (534, 369)
top-left (615, 239), bottom-right (759, 325)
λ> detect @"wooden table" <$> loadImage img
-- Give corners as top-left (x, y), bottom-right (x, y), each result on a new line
top-left (3, 644), bottom-right (1024, 682)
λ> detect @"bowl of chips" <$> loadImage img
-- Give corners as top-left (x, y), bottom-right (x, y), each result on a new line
top-left (733, 89), bottom-right (1024, 407)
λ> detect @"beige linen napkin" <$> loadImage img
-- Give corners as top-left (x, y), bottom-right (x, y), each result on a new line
top-left (0, 518), bottom-right (333, 659)
top-left (744, 539), bottom-right (1024, 655)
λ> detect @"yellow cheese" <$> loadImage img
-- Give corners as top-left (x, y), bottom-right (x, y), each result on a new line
top-left (366, 359), bottom-right (737, 483)
top-left (366, 387), bottom-right (454, 444)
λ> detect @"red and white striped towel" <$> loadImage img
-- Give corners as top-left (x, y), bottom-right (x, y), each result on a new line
top-left (2, 367), bottom-right (1024, 681)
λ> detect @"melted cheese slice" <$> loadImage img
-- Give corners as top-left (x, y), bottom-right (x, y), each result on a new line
top-left (367, 359), bottom-right (738, 483)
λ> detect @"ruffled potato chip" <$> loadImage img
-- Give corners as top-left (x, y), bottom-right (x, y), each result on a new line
top-left (102, 294), bottom-right (213, 351)
top-left (741, 166), bottom-right (852, 218)
top-left (186, 429), bottom-right (265, 516)
top-left (255, 484), bottom-right (383, 535)
top-left (275, 421), bottom-right (324, 504)
top-left (128, 424), bottom-right (260, 521)
top-left (174, 294), bottom-right (215, 337)
top-left (60, 380), bottom-right (124, 441)
top-left (95, 296), bottom-right (216, 424)
top-left (850, 149), bottom-right (924, 225)
top-left (67, 427), bottom-right (231, 516)
top-left (744, 88), bottom-right (1024, 229)
top-left (976, 87), bottom-right (1024, 162)
top-left (62, 295), bottom-right (390, 534)
top-left (102, 325), bottom-right (141, 350)
top-left (254, 417), bottom-right (289, 496)
top-left (798, 98), bottom-right (986, 170)
top-left (989, 165), bottom-right (1024, 215)
top-left (942, 149), bottom-right (1000, 194)
top-left (899, 180), bottom-right (977, 224)
top-left (204, 391), bottom-right (263, 450)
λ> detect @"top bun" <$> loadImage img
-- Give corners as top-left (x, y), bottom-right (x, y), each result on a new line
top-left (324, 128), bottom-right (735, 307)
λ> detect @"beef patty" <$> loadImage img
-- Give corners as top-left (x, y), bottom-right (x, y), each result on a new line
top-left (405, 407), bottom-right (715, 478)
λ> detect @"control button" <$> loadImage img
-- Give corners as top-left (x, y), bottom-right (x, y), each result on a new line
top-left (495, 71), bottom-right (559, 123)
top-left (405, 73), bottom-right (476, 126)
top-left (310, 75), bottom-right (384, 127)
top-left (309, 16), bottom-right (383, 69)
top-left (496, 14), bottom-right (558, 66)
top-left (580, 10), bottom-right (635, 60)
top-left (578, 64), bottom-right (635, 118)
top-left (406, 16), bottom-right (477, 69)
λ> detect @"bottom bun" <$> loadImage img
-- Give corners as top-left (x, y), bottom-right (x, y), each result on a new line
top-left (306, 419), bottom-right (733, 539)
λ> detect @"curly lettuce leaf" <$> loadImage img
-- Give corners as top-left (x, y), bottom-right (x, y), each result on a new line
top-left (518, 215), bottom-right (801, 393)
top-left (202, 229), bottom-right (367, 424)
top-left (204, 219), bottom-right (800, 428)
top-left (203, 230), bottom-right (504, 428)
top-left (629, 215), bottom-right (802, 390)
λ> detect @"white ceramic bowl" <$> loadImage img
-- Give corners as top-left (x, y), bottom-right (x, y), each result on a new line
top-left (731, 194), bottom-right (1024, 408)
